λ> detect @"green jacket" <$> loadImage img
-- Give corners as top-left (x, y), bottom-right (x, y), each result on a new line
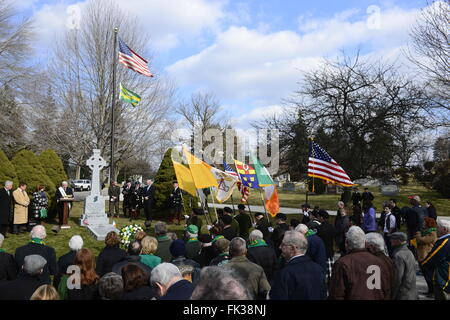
top-left (235, 213), bottom-right (252, 241)
top-left (139, 254), bottom-right (162, 269)
top-left (155, 236), bottom-right (172, 263)
top-left (225, 256), bottom-right (271, 299)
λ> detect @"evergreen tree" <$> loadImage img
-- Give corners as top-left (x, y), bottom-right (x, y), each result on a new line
top-left (0, 149), bottom-right (19, 187)
top-left (11, 150), bottom-right (56, 198)
top-left (38, 149), bottom-right (69, 186)
top-left (154, 148), bottom-right (197, 219)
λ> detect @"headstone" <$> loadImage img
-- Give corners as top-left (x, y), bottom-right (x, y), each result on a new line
top-left (380, 183), bottom-right (399, 196)
top-left (80, 149), bottom-right (118, 240)
top-left (326, 185), bottom-right (337, 194)
top-left (282, 182), bottom-right (296, 192)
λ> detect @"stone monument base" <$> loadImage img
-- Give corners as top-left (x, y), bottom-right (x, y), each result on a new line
top-left (87, 224), bottom-right (119, 241)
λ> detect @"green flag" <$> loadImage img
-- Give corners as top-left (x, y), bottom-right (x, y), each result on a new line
top-left (250, 154), bottom-right (274, 187)
top-left (119, 83), bottom-right (141, 107)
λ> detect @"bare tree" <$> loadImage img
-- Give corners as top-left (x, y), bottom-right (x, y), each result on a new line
top-left (26, 0), bottom-right (175, 179)
top-left (407, 0), bottom-right (450, 125)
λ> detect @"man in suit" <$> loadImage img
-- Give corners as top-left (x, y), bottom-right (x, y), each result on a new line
top-left (55, 181), bottom-right (74, 227)
top-left (121, 181), bottom-right (133, 218)
top-left (142, 179), bottom-right (156, 224)
top-left (108, 181), bottom-right (121, 217)
top-left (168, 182), bottom-right (183, 225)
top-left (14, 225), bottom-right (57, 284)
top-left (12, 182), bottom-right (30, 234)
top-left (0, 181), bottom-right (13, 237)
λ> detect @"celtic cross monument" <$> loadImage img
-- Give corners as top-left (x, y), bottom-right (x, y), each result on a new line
top-left (80, 149), bottom-right (118, 240)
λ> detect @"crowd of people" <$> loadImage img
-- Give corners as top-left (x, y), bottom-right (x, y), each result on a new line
top-left (0, 184), bottom-right (449, 300)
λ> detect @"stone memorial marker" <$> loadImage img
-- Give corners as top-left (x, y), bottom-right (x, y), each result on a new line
top-left (380, 183), bottom-right (399, 196)
top-left (282, 182), bottom-right (296, 192)
top-left (80, 149), bottom-right (118, 240)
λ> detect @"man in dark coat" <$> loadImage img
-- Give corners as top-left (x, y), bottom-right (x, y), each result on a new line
top-left (296, 224), bottom-right (327, 273)
top-left (0, 254), bottom-right (47, 300)
top-left (112, 241), bottom-right (152, 278)
top-left (121, 181), bottom-right (133, 217)
top-left (247, 230), bottom-right (278, 283)
top-left (221, 215), bottom-right (237, 241)
top-left (108, 181), bottom-right (121, 217)
top-left (362, 188), bottom-right (375, 208)
top-left (223, 206), bottom-right (240, 235)
top-left (151, 263), bottom-right (195, 300)
top-left (195, 234), bottom-right (218, 267)
top-left (142, 179), bottom-right (156, 224)
top-left (254, 212), bottom-right (271, 244)
top-left (316, 210), bottom-right (336, 282)
top-left (272, 213), bottom-right (289, 257)
top-left (269, 230), bottom-right (326, 300)
top-left (168, 182), bottom-right (183, 225)
top-left (96, 232), bottom-right (127, 277)
top-left (14, 225), bottom-right (57, 284)
top-left (0, 234), bottom-right (17, 283)
top-left (234, 204), bottom-right (252, 241)
top-left (55, 181), bottom-right (74, 226)
top-left (351, 187), bottom-right (362, 206)
top-left (0, 181), bottom-right (13, 237)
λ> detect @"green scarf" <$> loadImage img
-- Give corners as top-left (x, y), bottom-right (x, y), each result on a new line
top-left (187, 237), bottom-right (199, 243)
top-left (248, 239), bottom-right (267, 248)
top-left (421, 227), bottom-right (437, 237)
top-left (212, 235), bottom-right (224, 243)
top-left (156, 235), bottom-right (169, 241)
top-left (219, 252), bottom-right (229, 257)
top-left (30, 238), bottom-right (45, 245)
top-left (0, 249), bottom-right (5, 253)
top-left (306, 229), bottom-right (316, 237)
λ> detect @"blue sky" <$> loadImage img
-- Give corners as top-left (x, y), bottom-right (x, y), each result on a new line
top-left (17, 0), bottom-right (430, 128)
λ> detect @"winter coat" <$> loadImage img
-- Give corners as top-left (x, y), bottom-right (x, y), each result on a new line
top-left (0, 273), bottom-right (46, 300)
top-left (306, 233), bottom-right (327, 272)
top-left (155, 235), bottom-right (173, 263)
top-left (0, 251), bottom-right (17, 283)
top-left (392, 244), bottom-right (418, 300)
top-left (96, 245), bottom-right (127, 276)
top-left (160, 279), bottom-right (195, 300)
top-left (247, 243), bottom-right (279, 282)
top-left (122, 285), bottom-right (156, 300)
top-left (415, 229), bottom-right (438, 262)
top-left (14, 242), bottom-right (57, 284)
top-left (317, 221), bottom-right (336, 259)
top-left (12, 188), bottom-right (29, 224)
top-left (234, 213), bottom-right (252, 241)
top-left (0, 188), bottom-right (13, 225)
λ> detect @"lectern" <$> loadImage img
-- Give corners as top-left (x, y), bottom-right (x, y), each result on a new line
top-left (59, 197), bottom-right (74, 229)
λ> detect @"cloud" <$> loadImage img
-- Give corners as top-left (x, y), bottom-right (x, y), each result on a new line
top-left (230, 104), bottom-right (285, 129)
top-left (167, 5), bottom-right (422, 108)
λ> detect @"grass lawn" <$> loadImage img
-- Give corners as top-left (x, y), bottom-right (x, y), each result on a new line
top-left (223, 180), bottom-right (450, 215)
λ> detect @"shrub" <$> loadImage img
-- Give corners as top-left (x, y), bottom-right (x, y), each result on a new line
top-left (0, 149), bottom-right (19, 187)
top-left (38, 149), bottom-right (69, 186)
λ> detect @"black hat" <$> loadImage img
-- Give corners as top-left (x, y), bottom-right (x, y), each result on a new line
top-left (318, 210), bottom-right (329, 220)
top-left (254, 212), bottom-right (264, 218)
top-left (192, 208), bottom-right (204, 215)
top-left (223, 207), bottom-right (233, 214)
top-left (237, 204), bottom-right (246, 210)
top-left (275, 213), bottom-right (287, 221)
top-left (301, 203), bottom-right (310, 209)
top-left (290, 219), bottom-right (300, 228)
top-left (198, 234), bottom-right (213, 243)
top-left (221, 215), bottom-right (232, 225)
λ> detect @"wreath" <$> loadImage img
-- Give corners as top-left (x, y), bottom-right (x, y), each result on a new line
top-left (119, 224), bottom-right (144, 249)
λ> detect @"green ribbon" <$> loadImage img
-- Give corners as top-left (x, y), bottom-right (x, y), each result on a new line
top-left (248, 239), bottom-right (267, 248)
top-left (306, 229), bottom-right (316, 237)
top-left (187, 237), bottom-right (199, 243)
top-left (421, 227), bottom-right (437, 237)
top-left (156, 235), bottom-right (169, 241)
top-left (212, 235), bottom-right (224, 243)
top-left (30, 238), bottom-right (45, 245)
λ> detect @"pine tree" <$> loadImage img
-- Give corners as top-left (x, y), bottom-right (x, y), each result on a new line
top-left (38, 149), bottom-right (69, 186)
top-left (0, 149), bottom-right (19, 187)
top-left (11, 150), bottom-right (56, 198)
top-left (153, 148), bottom-right (197, 219)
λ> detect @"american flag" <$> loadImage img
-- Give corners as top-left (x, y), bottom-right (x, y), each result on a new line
top-left (223, 161), bottom-right (238, 178)
top-left (308, 141), bottom-right (354, 186)
top-left (118, 38), bottom-right (153, 77)
top-left (236, 181), bottom-right (250, 202)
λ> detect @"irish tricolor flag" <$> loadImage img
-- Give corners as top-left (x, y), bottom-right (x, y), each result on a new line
top-left (251, 155), bottom-right (280, 217)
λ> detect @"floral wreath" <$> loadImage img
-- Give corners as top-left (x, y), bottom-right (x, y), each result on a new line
top-left (119, 224), bottom-right (144, 249)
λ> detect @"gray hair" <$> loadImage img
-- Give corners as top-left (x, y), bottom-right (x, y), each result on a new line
top-left (30, 225), bottom-right (46, 240)
top-left (23, 254), bottom-right (47, 276)
top-left (346, 226), bottom-right (366, 251)
top-left (191, 266), bottom-right (250, 300)
top-left (62, 181), bottom-right (68, 186)
top-left (186, 231), bottom-right (198, 239)
top-left (69, 235), bottom-right (83, 251)
top-left (4, 181), bottom-right (12, 187)
top-left (229, 237), bottom-right (247, 257)
top-left (283, 230), bottom-right (308, 254)
top-left (98, 272), bottom-right (124, 300)
top-left (249, 230), bottom-right (263, 242)
top-left (295, 224), bottom-right (308, 235)
top-left (437, 219), bottom-right (450, 232)
top-left (177, 264), bottom-right (194, 277)
top-left (150, 263), bottom-right (182, 287)
top-left (365, 232), bottom-right (387, 255)
top-left (0, 233), bottom-right (4, 247)
top-left (154, 221), bottom-right (167, 236)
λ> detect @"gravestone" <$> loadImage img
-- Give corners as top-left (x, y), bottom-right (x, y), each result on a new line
top-left (80, 149), bottom-right (118, 240)
top-left (282, 182), bottom-right (296, 192)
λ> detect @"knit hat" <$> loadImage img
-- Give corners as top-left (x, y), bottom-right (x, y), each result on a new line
top-left (186, 225), bottom-right (199, 234)
top-left (170, 239), bottom-right (186, 257)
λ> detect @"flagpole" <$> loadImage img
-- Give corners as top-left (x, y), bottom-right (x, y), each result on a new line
top-left (110, 27), bottom-right (118, 184)
top-left (258, 188), bottom-right (270, 223)
top-left (209, 187), bottom-right (219, 222)
top-left (230, 194), bottom-right (236, 213)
